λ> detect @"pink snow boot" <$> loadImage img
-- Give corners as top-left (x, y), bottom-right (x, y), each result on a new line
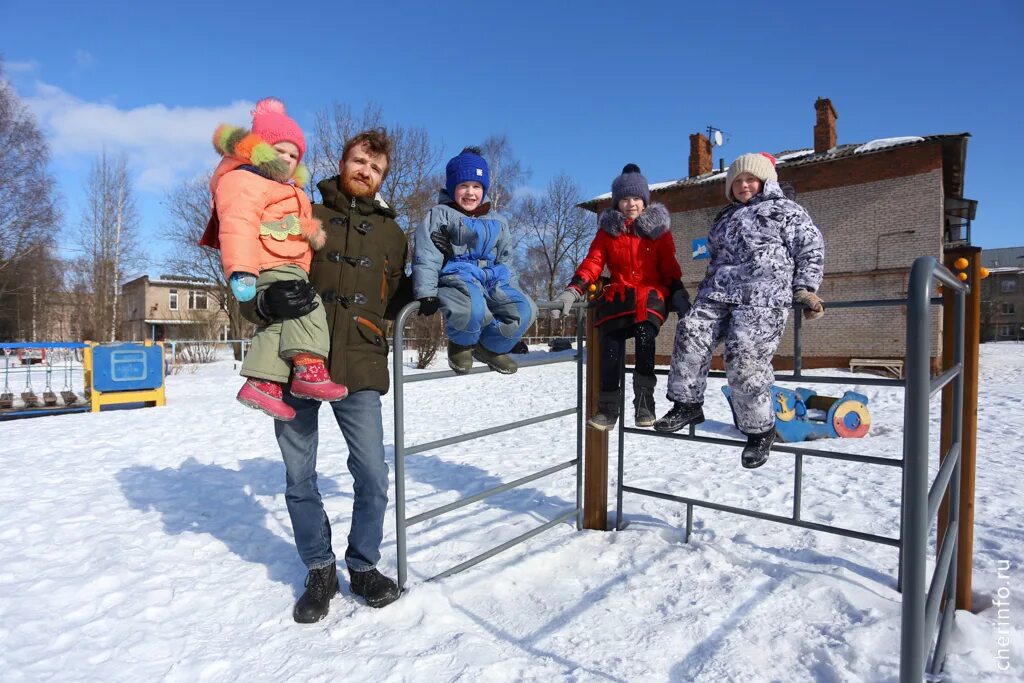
top-left (236, 379), bottom-right (296, 421)
top-left (289, 356), bottom-right (348, 402)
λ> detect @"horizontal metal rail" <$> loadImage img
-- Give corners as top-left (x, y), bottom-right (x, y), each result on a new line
top-left (430, 509), bottom-right (578, 581)
top-left (407, 459), bottom-right (577, 526)
top-left (622, 427), bottom-right (903, 468)
top-left (927, 442), bottom-right (962, 522)
top-left (403, 352), bottom-right (578, 383)
top-left (645, 366), bottom-right (906, 388)
top-left (622, 484), bottom-right (901, 547)
top-left (929, 364), bottom-right (962, 398)
top-left (405, 408), bottom-right (576, 456)
top-left (0, 342), bottom-right (90, 349)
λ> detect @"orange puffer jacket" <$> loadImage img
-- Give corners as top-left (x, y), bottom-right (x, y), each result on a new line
top-left (201, 125), bottom-right (325, 277)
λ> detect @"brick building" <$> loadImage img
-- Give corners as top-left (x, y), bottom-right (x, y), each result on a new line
top-left (120, 275), bottom-right (231, 341)
top-left (980, 247), bottom-right (1024, 342)
top-left (580, 98), bottom-right (974, 369)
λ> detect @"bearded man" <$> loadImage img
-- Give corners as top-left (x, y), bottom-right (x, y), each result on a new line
top-left (249, 129), bottom-right (411, 621)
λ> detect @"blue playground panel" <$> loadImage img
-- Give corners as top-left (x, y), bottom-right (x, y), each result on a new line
top-left (91, 344), bottom-right (164, 392)
top-left (722, 385), bottom-right (871, 442)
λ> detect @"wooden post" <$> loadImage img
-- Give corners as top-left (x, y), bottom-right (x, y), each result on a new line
top-left (939, 246), bottom-right (980, 611)
top-left (583, 305), bottom-right (609, 530)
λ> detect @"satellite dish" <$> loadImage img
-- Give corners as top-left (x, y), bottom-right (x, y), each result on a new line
top-left (712, 130), bottom-right (723, 147)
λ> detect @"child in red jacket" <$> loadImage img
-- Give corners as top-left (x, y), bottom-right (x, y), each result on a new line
top-left (555, 164), bottom-right (688, 429)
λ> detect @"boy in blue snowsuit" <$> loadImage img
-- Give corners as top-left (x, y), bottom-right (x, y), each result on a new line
top-left (413, 147), bottom-right (537, 374)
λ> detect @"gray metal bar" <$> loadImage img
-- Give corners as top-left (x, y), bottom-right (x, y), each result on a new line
top-left (929, 596), bottom-right (957, 676)
top-left (901, 256), bottom-right (942, 683)
top-left (924, 520), bottom-right (959, 647)
top-left (793, 452), bottom-right (804, 521)
top-left (430, 509), bottom-right (578, 581)
top-left (793, 308), bottom-right (803, 378)
top-left (647, 367), bottom-right (905, 387)
top-left (393, 301), bottom-right (415, 591)
top-left (621, 484), bottom-right (900, 547)
top-left (406, 459), bottom-right (577, 527)
top-left (622, 427), bottom-right (903, 468)
top-left (615, 358), bottom-right (626, 531)
top-left (926, 442), bottom-right (961, 522)
top-left (403, 352), bottom-right (577, 383)
top-left (576, 307), bottom-right (585, 531)
top-left (405, 408), bottom-right (577, 456)
top-left (929, 364), bottom-right (962, 399)
top-left (685, 504), bottom-right (693, 543)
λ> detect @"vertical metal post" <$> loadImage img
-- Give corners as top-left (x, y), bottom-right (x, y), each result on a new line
top-left (393, 305), bottom-right (411, 590)
top-left (900, 257), bottom-right (934, 683)
top-left (793, 452), bottom-right (803, 521)
top-left (576, 306), bottom-right (585, 531)
top-left (684, 503), bottom-right (693, 544)
top-left (793, 309), bottom-right (803, 378)
top-left (615, 355), bottom-right (626, 530)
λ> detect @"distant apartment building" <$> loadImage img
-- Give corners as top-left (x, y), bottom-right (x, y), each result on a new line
top-left (120, 275), bottom-right (230, 341)
top-left (980, 247), bottom-right (1024, 342)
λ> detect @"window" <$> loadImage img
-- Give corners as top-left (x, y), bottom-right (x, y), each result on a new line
top-left (1001, 302), bottom-right (1016, 315)
top-left (188, 290), bottom-right (208, 310)
top-left (169, 289), bottom-right (178, 310)
top-left (1002, 279), bottom-right (1018, 293)
top-left (999, 324), bottom-right (1014, 338)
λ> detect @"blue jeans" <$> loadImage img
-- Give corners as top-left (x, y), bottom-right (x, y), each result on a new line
top-left (275, 389), bottom-right (390, 573)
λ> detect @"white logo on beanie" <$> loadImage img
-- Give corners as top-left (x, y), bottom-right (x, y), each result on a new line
top-left (476, 168), bottom-right (483, 176)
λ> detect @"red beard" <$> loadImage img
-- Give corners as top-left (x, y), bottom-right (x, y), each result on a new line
top-left (340, 170), bottom-right (380, 198)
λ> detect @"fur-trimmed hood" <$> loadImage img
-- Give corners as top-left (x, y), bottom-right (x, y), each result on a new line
top-left (212, 124), bottom-right (309, 187)
top-left (598, 202), bottom-right (671, 239)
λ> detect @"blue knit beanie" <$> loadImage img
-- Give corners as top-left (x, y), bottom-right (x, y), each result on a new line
top-left (611, 163), bottom-right (650, 207)
top-left (445, 148), bottom-right (490, 200)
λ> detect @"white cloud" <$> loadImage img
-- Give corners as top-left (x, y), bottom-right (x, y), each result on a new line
top-left (5, 60), bottom-right (39, 74)
top-left (24, 81), bottom-right (253, 192)
top-left (73, 50), bottom-right (97, 72)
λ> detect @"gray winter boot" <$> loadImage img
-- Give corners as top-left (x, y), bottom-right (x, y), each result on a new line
top-left (472, 344), bottom-right (518, 374)
top-left (448, 342), bottom-right (474, 374)
top-left (632, 374), bottom-right (657, 428)
top-left (588, 390), bottom-right (621, 431)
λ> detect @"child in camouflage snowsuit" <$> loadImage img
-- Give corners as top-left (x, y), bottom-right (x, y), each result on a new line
top-left (654, 153), bottom-right (825, 469)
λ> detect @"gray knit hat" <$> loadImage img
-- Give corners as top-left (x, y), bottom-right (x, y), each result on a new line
top-left (611, 163), bottom-right (650, 207)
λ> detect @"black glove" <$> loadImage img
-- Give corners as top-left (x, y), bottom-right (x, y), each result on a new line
top-left (430, 231), bottom-right (454, 265)
top-left (669, 282), bottom-right (691, 317)
top-left (255, 279), bottom-right (318, 323)
top-left (418, 296), bottom-right (440, 317)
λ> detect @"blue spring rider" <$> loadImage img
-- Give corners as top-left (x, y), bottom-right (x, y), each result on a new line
top-left (722, 385), bottom-right (871, 442)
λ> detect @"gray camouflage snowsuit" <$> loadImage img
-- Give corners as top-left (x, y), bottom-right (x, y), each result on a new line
top-left (666, 180), bottom-right (824, 433)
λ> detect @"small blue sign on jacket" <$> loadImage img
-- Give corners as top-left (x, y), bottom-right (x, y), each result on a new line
top-left (692, 238), bottom-right (709, 260)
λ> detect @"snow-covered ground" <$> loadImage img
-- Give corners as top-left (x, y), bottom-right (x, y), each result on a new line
top-left (1, 343), bottom-right (1022, 681)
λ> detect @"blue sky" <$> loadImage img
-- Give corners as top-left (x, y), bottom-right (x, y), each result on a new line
top-left (3, 0), bottom-right (1022, 269)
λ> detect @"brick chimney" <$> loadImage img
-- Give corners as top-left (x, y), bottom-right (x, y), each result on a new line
top-left (814, 98), bottom-right (838, 153)
top-left (689, 133), bottom-right (712, 177)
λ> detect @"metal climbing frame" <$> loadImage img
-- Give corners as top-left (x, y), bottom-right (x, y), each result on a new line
top-left (392, 301), bottom-right (585, 590)
top-left (612, 256), bottom-right (966, 682)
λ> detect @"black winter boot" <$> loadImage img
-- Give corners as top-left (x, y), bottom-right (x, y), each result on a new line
top-left (587, 390), bottom-right (620, 431)
top-left (632, 375), bottom-right (657, 428)
top-left (293, 562), bottom-right (339, 623)
top-left (349, 568), bottom-right (401, 608)
top-left (653, 401), bottom-right (705, 433)
top-left (741, 429), bottom-right (776, 469)
top-left (448, 343), bottom-right (474, 374)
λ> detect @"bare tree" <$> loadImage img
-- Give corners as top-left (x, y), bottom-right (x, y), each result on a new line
top-left (71, 152), bottom-right (142, 341)
top-left (517, 174), bottom-right (595, 302)
top-left (0, 61), bottom-right (61, 337)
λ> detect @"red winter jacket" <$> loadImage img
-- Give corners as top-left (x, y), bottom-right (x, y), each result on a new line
top-left (570, 203), bottom-right (682, 330)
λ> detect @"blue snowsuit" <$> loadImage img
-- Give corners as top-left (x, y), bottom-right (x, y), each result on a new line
top-left (413, 192), bottom-right (537, 353)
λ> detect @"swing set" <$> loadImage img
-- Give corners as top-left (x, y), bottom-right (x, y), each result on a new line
top-left (0, 340), bottom-right (166, 419)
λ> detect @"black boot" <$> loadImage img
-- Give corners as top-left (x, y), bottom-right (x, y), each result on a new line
top-left (349, 568), bottom-right (401, 608)
top-left (587, 390), bottom-right (620, 431)
top-left (293, 562), bottom-right (339, 623)
top-left (741, 429), bottom-right (776, 469)
top-left (632, 375), bottom-right (657, 428)
top-left (653, 401), bottom-right (705, 433)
